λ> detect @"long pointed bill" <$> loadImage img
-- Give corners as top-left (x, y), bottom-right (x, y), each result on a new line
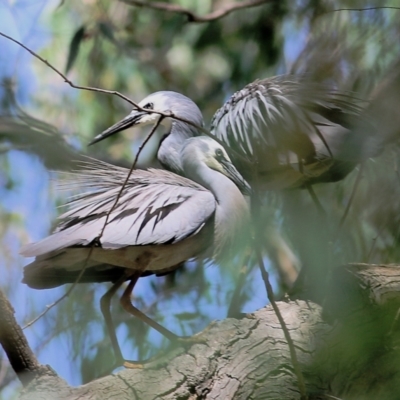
top-left (89, 111), bottom-right (147, 146)
top-left (221, 160), bottom-right (252, 196)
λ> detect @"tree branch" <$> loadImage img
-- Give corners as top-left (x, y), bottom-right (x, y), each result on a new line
top-left (256, 251), bottom-right (307, 399)
top-left (0, 289), bottom-right (54, 386)
top-left (327, 7), bottom-right (400, 14)
top-left (13, 263), bottom-right (400, 399)
top-left (122, 0), bottom-right (272, 23)
top-left (0, 31), bottom-right (211, 138)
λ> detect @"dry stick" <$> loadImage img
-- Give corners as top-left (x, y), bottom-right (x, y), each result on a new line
top-left (326, 7), bottom-right (400, 14)
top-left (97, 117), bottom-right (164, 239)
top-left (337, 164), bottom-right (364, 231)
top-left (23, 119), bottom-right (163, 329)
top-left (251, 184), bottom-right (306, 397)
top-left (0, 30), bottom-right (202, 328)
top-left (0, 32), bottom-right (193, 130)
top-left (297, 156), bottom-right (325, 215)
top-left (227, 253), bottom-right (252, 318)
top-left (23, 251), bottom-right (92, 329)
top-left (0, 31), bottom-right (249, 165)
top-left (0, 30), bottom-right (246, 330)
top-left (256, 250), bottom-right (308, 400)
top-left (251, 169), bottom-right (306, 397)
top-left (305, 183), bottom-right (325, 215)
top-left (122, 0), bottom-right (272, 23)
top-left (2, 29), bottom-right (245, 326)
top-left (5, 29), bottom-right (299, 392)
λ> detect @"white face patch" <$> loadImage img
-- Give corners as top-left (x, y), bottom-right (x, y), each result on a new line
top-left (139, 113), bottom-right (161, 126)
top-left (138, 113), bottom-right (173, 132)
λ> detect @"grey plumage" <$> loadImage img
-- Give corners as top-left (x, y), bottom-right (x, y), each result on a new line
top-left (94, 75), bottom-right (382, 189)
top-left (210, 75), bottom-right (378, 188)
top-left (90, 91), bottom-right (204, 174)
top-left (22, 137), bottom-right (250, 289)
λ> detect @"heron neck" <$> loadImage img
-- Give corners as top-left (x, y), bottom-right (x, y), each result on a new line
top-left (157, 121), bottom-right (200, 174)
top-left (185, 163), bottom-right (250, 258)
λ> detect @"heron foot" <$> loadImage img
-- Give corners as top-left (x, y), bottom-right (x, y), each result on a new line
top-left (123, 360), bottom-right (144, 369)
top-left (173, 334), bottom-right (207, 347)
top-left (115, 356), bottom-right (153, 369)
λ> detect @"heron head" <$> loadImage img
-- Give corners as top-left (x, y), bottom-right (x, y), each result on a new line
top-left (89, 91), bottom-right (203, 146)
top-left (183, 137), bottom-right (252, 196)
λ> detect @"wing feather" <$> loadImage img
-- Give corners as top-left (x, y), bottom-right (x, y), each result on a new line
top-left (210, 75), bottom-right (371, 187)
top-left (21, 162), bottom-right (216, 257)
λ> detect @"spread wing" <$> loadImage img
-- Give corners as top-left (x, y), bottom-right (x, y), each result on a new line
top-left (211, 75), bottom-right (374, 188)
top-left (21, 160), bottom-right (216, 257)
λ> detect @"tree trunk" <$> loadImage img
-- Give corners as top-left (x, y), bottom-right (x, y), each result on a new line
top-left (13, 264), bottom-right (400, 400)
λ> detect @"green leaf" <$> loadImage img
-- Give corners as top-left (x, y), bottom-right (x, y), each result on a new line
top-left (98, 21), bottom-right (116, 45)
top-left (65, 25), bottom-right (86, 74)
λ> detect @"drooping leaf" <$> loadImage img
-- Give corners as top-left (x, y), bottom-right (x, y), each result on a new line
top-left (65, 25), bottom-right (86, 74)
top-left (98, 21), bottom-right (117, 45)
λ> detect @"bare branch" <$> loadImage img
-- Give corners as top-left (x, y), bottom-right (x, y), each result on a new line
top-left (22, 253), bottom-right (92, 329)
top-left (22, 122), bottom-right (164, 329)
top-left (122, 0), bottom-right (272, 23)
top-left (0, 31), bottom-right (250, 164)
top-left (325, 6), bottom-right (400, 14)
top-left (97, 117), bottom-right (164, 239)
top-left (0, 30), bottom-right (217, 330)
top-left (256, 252), bottom-right (307, 400)
top-left (337, 164), bottom-right (364, 230)
top-left (0, 290), bottom-right (54, 386)
top-left (0, 31), bottom-right (210, 137)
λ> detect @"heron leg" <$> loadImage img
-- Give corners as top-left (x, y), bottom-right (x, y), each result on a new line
top-left (120, 278), bottom-right (179, 342)
top-left (120, 276), bottom-right (206, 369)
top-left (227, 253), bottom-right (252, 318)
top-left (100, 274), bottom-right (129, 366)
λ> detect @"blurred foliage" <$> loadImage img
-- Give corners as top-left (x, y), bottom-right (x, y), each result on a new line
top-left (1, 0), bottom-right (400, 396)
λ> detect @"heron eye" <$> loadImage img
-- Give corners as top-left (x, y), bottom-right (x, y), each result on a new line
top-left (215, 148), bottom-right (225, 161)
top-left (143, 102), bottom-right (153, 110)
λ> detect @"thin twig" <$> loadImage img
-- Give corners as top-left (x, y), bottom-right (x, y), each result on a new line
top-left (0, 31), bottom-right (250, 164)
top-left (122, 0), bottom-right (272, 23)
top-left (365, 227), bottom-right (383, 264)
top-left (227, 253), bottom-right (253, 318)
top-left (0, 32), bottom-right (205, 135)
top-left (326, 7), bottom-right (400, 15)
top-left (337, 164), bottom-right (364, 230)
top-left (0, 30), bottom-right (246, 330)
top-left (305, 183), bottom-right (326, 215)
top-left (388, 306), bottom-right (400, 337)
top-left (0, 30), bottom-right (165, 328)
top-left (22, 118), bottom-right (163, 329)
top-left (98, 117), bottom-right (164, 238)
top-left (23, 248), bottom-right (94, 329)
top-left (256, 251), bottom-right (308, 400)
top-left (0, 32), bottom-right (136, 105)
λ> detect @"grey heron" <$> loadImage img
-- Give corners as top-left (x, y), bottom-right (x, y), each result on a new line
top-left (91, 75), bottom-right (381, 190)
top-left (21, 136), bottom-right (251, 366)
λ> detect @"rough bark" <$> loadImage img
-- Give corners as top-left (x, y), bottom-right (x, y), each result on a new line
top-left (10, 264), bottom-right (400, 399)
top-left (0, 290), bottom-right (55, 387)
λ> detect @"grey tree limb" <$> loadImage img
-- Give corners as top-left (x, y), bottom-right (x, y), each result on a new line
top-left (0, 290), bottom-right (56, 387)
top-left (16, 264), bottom-right (400, 400)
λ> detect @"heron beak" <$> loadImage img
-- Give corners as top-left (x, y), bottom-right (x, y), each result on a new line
top-left (221, 160), bottom-right (252, 196)
top-left (89, 110), bottom-right (147, 146)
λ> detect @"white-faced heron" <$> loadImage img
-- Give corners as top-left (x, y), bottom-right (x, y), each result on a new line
top-left (91, 75), bottom-right (381, 190)
top-left (21, 136), bottom-right (251, 366)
